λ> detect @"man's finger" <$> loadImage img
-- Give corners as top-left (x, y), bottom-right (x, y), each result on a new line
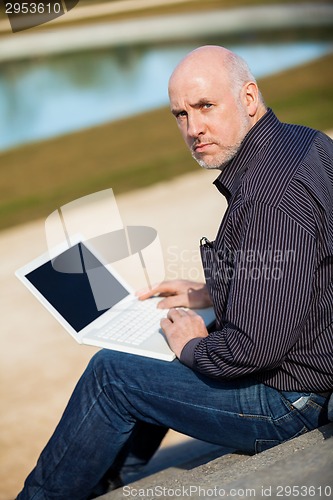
top-left (184, 308), bottom-right (199, 317)
top-left (160, 317), bottom-right (172, 332)
top-left (167, 308), bottom-right (187, 321)
top-left (136, 281), bottom-right (176, 300)
top-left (157, 295), bottom-right (187, 310)
top-left (136, 283), bottom-right (164, 300)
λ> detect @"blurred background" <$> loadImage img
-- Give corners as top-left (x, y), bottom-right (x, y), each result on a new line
top-left (1, 1), bottom-right (332, 498)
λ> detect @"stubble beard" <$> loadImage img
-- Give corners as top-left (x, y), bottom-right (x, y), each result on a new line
top-left (192, 142), bottom-right (242, 170)
top-left (192, 107), bottom-right (251, 171)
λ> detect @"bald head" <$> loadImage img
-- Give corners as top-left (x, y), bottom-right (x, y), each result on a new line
top-left (169, 45), bottom-right (259, 100)
top-left (170, 46), bottom-right (230, 77)
top-left (168, 45), bottom-right (267, 170)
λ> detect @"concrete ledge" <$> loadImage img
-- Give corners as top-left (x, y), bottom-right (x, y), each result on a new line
top-left (97, 423), bottom-right (333, 499)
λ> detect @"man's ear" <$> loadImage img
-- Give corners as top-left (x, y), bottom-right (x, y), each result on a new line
top-left (242, 82), bottom-right (260, 117)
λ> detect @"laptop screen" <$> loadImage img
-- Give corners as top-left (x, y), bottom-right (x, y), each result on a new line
top-left (25, 242), bottom-right (130, 332)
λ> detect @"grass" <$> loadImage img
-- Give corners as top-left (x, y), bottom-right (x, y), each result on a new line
top-left (0, 52), bottom-right (332, 230)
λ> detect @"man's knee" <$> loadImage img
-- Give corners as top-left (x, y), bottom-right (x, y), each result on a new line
top-left (87, 350), bottom-right (170, 388)
top-left (87, 350), bottom-right (144, 385)
top-left (88, 349), bottom-right (120, 372)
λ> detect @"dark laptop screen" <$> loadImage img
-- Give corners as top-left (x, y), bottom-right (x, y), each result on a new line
top-left (26, 243), bottom-right (129, 332)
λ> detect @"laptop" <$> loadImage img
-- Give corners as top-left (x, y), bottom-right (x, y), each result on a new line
top-left (15, 239), bottom-right (216, 361)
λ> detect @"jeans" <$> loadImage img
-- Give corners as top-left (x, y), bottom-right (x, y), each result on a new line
top-left (17, 349), bottom-right (329, 500)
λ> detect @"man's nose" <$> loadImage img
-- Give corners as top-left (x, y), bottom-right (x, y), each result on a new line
top-left (187, 114), bottom-right (205, 138)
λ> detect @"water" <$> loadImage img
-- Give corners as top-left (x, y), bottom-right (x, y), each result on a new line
top-left (0, 41), bottom-right (332, 152)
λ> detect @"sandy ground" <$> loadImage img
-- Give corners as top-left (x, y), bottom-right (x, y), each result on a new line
top-left (0, 168), bottom-right (227, 499)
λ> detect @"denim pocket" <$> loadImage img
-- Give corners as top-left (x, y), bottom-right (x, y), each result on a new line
top-left (280, 391), bottom-right (329, 431)
top-left (280, 391), bottom-right (311, 411)
top-left (289, 395), bottom-right (311, 410)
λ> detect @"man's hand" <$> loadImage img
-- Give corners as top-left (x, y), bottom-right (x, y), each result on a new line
top-left (137, 279), bottom-right (212, 310)
top-left (160, 308), bottom-right (208, 358)
top-left (138, 280), bottom-right (212, 357)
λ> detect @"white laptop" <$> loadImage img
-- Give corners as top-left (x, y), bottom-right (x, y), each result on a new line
top-left (15, 239), bottom-right (215, 361)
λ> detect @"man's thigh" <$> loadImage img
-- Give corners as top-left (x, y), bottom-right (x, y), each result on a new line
top-left (90, 350), bottom-right (311, 453)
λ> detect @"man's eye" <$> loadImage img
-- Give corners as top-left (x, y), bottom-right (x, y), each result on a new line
top-left (177, 111), bottom-right (187, 119)
top-left (203, 103), bottom-right (213, 109)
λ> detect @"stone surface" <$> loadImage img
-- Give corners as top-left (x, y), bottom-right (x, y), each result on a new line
top-left (97, 423), bottom-right (333, 499)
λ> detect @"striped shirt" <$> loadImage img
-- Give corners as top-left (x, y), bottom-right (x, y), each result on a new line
top-left (180, 109), bottom-right (333, 392)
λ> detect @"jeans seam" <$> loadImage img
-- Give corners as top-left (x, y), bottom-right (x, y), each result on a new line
top-left (279, 392), bottom-right (299, 412)
top-left (238, 413), bottom-right (274, 421)
top-left (126, 384), bottom-right (267, 419)
top-left (307, 399), bottom-right (325, 411)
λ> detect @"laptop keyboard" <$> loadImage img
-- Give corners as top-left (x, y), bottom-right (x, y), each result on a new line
top-left (95, 300), bottom-right (167, 346)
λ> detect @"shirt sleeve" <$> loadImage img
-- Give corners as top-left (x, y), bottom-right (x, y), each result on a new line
top-left (180, 201), bottom-right (317, 379)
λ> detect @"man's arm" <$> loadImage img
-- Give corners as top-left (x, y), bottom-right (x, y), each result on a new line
top-left (183, 202), bottom-right (317, 379)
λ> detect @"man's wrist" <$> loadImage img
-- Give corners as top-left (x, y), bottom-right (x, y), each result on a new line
top-left (179, 337), bottom-right (202, 367)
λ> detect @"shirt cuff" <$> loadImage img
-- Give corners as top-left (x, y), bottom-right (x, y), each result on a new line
top-left (179, 338), bottom-right (202, 368)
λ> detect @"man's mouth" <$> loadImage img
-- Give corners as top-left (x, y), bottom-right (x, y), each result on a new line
top-left (193, 142), bottom-right (214, 153)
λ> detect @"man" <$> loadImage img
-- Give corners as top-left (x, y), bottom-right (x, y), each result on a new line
top-left (18, 46), bottom-right (332, 499)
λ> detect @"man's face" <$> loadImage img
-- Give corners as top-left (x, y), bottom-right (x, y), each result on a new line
top-left (169, 72), bottom-right (252, 170)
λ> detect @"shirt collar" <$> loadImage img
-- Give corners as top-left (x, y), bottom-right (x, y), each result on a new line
top-left (214, 108), bottom-right (282, 200)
